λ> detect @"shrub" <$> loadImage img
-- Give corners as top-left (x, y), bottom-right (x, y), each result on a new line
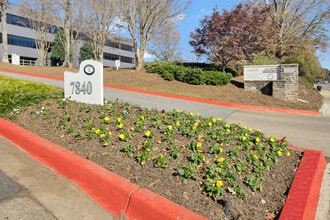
top-left (144, 62), bottom-right (231, 86)
top-left (183, 68), bottom-right (205, 85)
top-left (204, 71), bottom-right (231, 86)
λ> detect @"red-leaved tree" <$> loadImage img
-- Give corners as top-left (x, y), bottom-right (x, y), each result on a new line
top-left (190, 3), bottom-right (277, 72)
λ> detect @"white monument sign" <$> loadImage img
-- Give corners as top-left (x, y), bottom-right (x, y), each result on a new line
top-left (244, 65), bottom-right (280, 81)
top-left (64, 60), bottom-right (104, 105)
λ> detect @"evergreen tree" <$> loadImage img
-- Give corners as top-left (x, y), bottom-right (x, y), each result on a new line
top-left (50, 30), bottom-right (65, 64)
top-left (79, 42), bottom-right (94, 63)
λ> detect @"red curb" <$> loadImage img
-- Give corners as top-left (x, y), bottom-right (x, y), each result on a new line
top-left (126, 188), bottom-right (208, 220)
top-left (0, 117), bottom-right (207, 219)
top-left (105, 84), bottom-right (320, 116)
top-left (279, 150), bottom-right (326, 220)
top-left (0, 118), bottom-right (139, 216)
top-left (0, 67), bottom-right (64, 81)
top-left (0, 117), bottom-right (327, 219)
top-left (0, 68), bottom-right (319, 116)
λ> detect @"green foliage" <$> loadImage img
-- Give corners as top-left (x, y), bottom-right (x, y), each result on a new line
top-left (7, 77), bottom-right (295, 202)
top-left (252, 54), bottom-right (277, 65)
top-left (50, 30), bottom-right (65, 62)
top-left (144, 62), bottom-right (231, 86)
top-left (0, 75), bottom-right (62, 118)
top-left (79, 42), bottom-right (94, 63)
top-left (282, 53), bottom-right (326, 85)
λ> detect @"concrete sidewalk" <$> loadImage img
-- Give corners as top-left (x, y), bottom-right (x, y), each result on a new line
top-left (0, 137), bottom-right (116, 220)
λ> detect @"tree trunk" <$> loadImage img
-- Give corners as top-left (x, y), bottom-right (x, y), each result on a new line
top-left (1, 2), bottom-right (9, 63)
top-left (63, 0), bottom-right (71, 67)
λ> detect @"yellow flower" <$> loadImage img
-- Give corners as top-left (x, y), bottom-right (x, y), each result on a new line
top-left (269, 137), bottom-right (275, 143)
top-left (242, 136), bottom-right (247, 141)
top-left (259, 185), bottom-right (263, 192)
top-left (253, 153), bottom-right (259, 160)
top-left (140, 115), bottom-right (145, 121)
top-left (255, 137), bottom-right (260, 143)
top-left (236, 145), bottom-right (241, 150)
top-left (216, 180), bottom-right (223, 187)
top-left (208, 122), bottom-right (212, 127)
top-left (108, 132), bottom-right (112, 136)
top-left (218, 157), bottom-right (225, 163)
top-left (117, 117), bottom-right (122, 122)
top-left (95, 129), bottom-right (101, 135)
top-left (277, 150), bottom-right (283, 156)
top-left (100, 133), bottom-right (105, 138)
top-left (225, 123), bottom-right (230, 128)
top-left (118, 133), bottom-right (125, 140)
top-left (212, 118), bottom-right (217, 123)
top-left (176, 121), bottom-right (181, 126)
top-left (145, 130), bottom-right (151, 137)
top-left (286, 151), bottom-right (291, 157)
top-left (167, 125), bottom-right (173, 131)
top-left (217, 117), bottom-right (222, 121)
top-left (104, 116), bottom-right (110, 123)
top-left (226, 129), bottom-right (230, 134)
top-left (197, 141), bottom-right (202, 148)
top-left (219, 147), bottom-right (223, 153)
top-left (189, 112), bottom-right (194, 116)
top-left (118, 123), bottom-right (124, 129)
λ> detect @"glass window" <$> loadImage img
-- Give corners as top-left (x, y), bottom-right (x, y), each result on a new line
top-left (7, 34), bottom-right (36, 48)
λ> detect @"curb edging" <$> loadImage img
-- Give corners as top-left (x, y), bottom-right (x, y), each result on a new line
top-left (0, 118), bottom-right (207, 220)
top-left (0, 68), bottom-right (320, 116)
top-left (279, 150), bottom-right (326, 220)
top-left (0, 117), bottom-right (326, 219)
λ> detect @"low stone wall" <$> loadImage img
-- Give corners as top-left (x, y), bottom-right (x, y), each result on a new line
top-left (244, 64), bottom-right (298, 101)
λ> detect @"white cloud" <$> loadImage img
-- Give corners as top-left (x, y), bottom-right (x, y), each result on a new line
top-left (144, 51), bottom-right (155, 61)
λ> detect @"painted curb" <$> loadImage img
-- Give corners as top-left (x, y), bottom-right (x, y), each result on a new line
top-left (0, 117), bottom-right (326, 219)
top-left (279, 150), bottom-right (326, 220)
top-left (0, 68), bottom-right (320, 116)
top-left (0, 118), bottom-right (206, 220)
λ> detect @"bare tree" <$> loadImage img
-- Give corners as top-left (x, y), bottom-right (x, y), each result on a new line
top-left (1, 0), bottom-right (8, 63)
top-left (148, 22), bottom-right (182, 62)
top-left (52, 0), bottom-right (80, 67)
top-left (115, 0), bottom-right (190, 70)
top-left (249, 0), bottom-right (330, 60)
top-left (20, 0), bottom-right (58, 66)
top-left (78, 0), bottom-right (116, 62)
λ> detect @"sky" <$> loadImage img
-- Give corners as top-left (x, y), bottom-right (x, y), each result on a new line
top-left (175, 0), bottom-right (330, 70)
top-left (8, 0), bottom-right (330, 70)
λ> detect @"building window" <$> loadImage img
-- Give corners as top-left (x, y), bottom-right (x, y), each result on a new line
top-left (120, 55), bottom-right (134, 64)
top-left (105, 40), bottom-right (120, 49)
top-left (7, 34), bottom-right (36, 48)
top-left (6, 13), bottom-right (31, 28)
top-left (121, 43), bottom-right (134, 52)
top-left (103, 52), bottom-right (119, 61)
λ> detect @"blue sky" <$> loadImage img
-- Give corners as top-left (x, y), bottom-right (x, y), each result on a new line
top-left (8, 0), bottom-right (330, 70)
top-left (176, 0), bottom-right (330, 70)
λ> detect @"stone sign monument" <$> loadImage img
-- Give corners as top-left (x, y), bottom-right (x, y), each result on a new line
top-left (244, 64), bottom-right (299, 101)
top-left (64, 60), bottom-right (104, 105)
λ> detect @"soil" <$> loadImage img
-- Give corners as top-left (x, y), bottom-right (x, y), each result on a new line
top-left (0, 63), bottom-right (323, 111)
top-left (1, 63), bottom-right (321, 219)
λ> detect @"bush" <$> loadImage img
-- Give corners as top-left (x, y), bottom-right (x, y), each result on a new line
top-left (144, 62), bottom-right (231, 86)
top-left (183, 69), bottom-right (205, 85)
top-left (204, 71), bottom-right (231, 86)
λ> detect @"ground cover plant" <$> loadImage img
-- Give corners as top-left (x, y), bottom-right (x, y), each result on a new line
top-left (1, 74), bottom-right (302, 220)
